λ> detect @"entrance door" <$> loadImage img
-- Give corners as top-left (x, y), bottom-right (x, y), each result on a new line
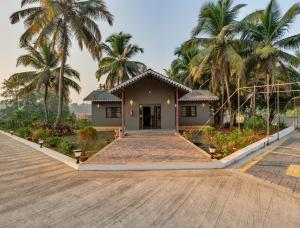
top-left (143, 106), bottom-right (151, 129)
top-left (139, 105), bottom-right (161, 129)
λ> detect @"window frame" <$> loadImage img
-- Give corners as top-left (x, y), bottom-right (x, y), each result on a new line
top-left (106, 107), bottom-right (121, 119)
top-left (181, 106), bottom-right (197, 118)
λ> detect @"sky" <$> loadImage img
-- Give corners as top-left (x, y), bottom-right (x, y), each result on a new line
top-left (1, 0), bottom-right (300, 103)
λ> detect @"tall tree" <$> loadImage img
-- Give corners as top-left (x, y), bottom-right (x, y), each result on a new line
top-left (186, 0), bottom-right (246, 127)
top-left (10, 0), bottom-right (113, 127)
top-left (166, 46), bottom-right (201, 88)
top-left (241, 0), bottom-right (300, 98)
top-left (96, 32), bottom-right (146, 89)
top-left (2, 42), bottom-right (81, 123)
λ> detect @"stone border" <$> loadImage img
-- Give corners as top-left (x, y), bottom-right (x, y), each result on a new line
top-left (219, 126), bottom-right (295, 167)
top-left (0, 126), bottom-right (295, 171)
top-left (0, 130), bottom-right (79, 170)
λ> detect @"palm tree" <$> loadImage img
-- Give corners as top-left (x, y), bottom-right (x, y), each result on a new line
top-left (166, 46), bottom-right (200, 88)
top-left (241, 0), bottom-right (300, 98)
top-left (3, 42), bottom-right (81, 123)
top-left (186, 0), bottom-right (246, 127)
top-left (10, 0), bottom-right (113, 127)
top-left (96, 32), bottom-right (146, 89)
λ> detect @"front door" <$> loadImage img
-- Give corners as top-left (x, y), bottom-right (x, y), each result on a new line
top-left (139, 105), bottom-right (161, 129)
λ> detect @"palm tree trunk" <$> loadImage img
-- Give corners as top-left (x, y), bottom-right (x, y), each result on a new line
top-left (44, 85), bottom-right (49, 123)
top-left (55, 24), bottom-right (68, 128)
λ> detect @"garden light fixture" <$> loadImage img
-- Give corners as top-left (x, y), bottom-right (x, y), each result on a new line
top-left (38, 139), bottom-right (44, 148)
top-left (209, 146), bottom-right (216, 159)
top-left (10, 130), bottom-right (14, 135)
top-left (73, 149), bottom-right (82, 164)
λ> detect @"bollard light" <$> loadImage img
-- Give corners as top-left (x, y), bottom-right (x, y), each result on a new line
top-left (209, 146), bottom-right (216, 159)
top-left (38, 139), bottom-right (44, 148)
top-left (10, 130), bottom-right (14, 135)
top-left (73, 149), bottom-right (82, 164)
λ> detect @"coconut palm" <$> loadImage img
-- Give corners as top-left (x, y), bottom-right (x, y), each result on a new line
top-left (10, 0), bottom-right (113, 127)
top-left (185, 0), bottom-right (246, 127)
top-left (96, 32), bottom-right (146, 89)
top-left (241, 0), bottom-right (300, 95)
top-left (3, 42), bottom-right (81, 123)
top-left (166, 46), bottom-right (201, 88)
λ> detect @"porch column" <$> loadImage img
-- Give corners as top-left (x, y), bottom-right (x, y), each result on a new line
top-left (176, 88), bottom-right (179, 132)
top-left (121, 91), bottom-right (125, 135)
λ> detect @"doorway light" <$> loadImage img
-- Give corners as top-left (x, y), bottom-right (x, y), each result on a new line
top-left (167, 99), bottom-right (171, 105)
top-left (130, 99), bottom-right (134, 106)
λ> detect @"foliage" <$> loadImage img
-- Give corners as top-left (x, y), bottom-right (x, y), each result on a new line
top-left (59, 140), bottom-right (78, 153)
top-left (76, 119), bottom-right (92, 130)
top-left (243, 116), bottom-right (266, 130)
top-left (273, 122), bottom-right (288, 130)
top-left (16, 127), bottom-right (32, 138)
top-left (10, 0), bottom-right (113, 127)
top-left (46, 136), bottom-right (62, 148)
top-left (96, 32), bottom-right (146, 89)
top-left (2, 42), bottom-right (81, 123)
top-left (182, 130), bottom-right (194, 141)
top-left (202, 126), bottom-right (217, 137)
top-left (32, 129), bottom-right (49, 141)
top-left (78, 127), bottom-right (98, 152)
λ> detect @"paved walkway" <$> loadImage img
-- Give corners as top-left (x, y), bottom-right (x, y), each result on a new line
top-left (239, 131), bottom-right (300, 193)
top-left (85, 135), bottom-right (211, 164)
top-left (1, 132), bottom-right (300, 227)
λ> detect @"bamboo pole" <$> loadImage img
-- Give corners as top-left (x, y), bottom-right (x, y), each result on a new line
top-left (238, 78), bottom-right (241, 131)
top-left (267, 73), bottom-right (270, 144)
top-left (277, 83), bottom-right (280, 140)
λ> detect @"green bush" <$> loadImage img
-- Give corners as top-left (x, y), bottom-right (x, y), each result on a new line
top-left (273, 122), bottom-right (288, 130)
top-left (182, 130), bottom-right (194, 141)
top-left (32, 129), bottom-right (49, 141)
top-left (76, 119), bottom-right (91, 130)
top-left (243, 115), bottom-right (266, 130)
top-left (16, 127), bottom-right (32, 138)
top-left (59, 140), bottom-right (77, 153)
top-left (202, 126), bottom-right (217, 137)
top-left (46, 136), bottom-right (62, 148)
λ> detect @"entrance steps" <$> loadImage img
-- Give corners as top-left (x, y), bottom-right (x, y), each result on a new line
top-left (125, 130), bottom-right (176, 136)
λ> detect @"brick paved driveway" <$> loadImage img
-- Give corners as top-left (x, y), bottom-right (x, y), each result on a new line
top-left (85, 135), bottom-right (211, 164)
top-left (245, 131), bottom-right (300, 193)
top-left (1, 132), bottom-right (300, 227)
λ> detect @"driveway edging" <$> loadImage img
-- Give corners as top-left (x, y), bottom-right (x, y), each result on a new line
top-left (0, 126), bottom-right (295, 171)
top-left (0, 130), bottom-right (79, 170)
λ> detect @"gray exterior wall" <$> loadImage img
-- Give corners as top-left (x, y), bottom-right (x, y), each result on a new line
top-left (179, 102), bottom-right (211, 126)
top-left (91, 102), bottom-right (121, 127)
top-left (124, 79), bottom-right (176, 130)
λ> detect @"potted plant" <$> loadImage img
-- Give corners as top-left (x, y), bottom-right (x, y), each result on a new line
top-left (78, 126), bottom-right (97, 162)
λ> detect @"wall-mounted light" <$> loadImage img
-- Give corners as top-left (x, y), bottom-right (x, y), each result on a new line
top-left (167, 99), bottom-right (171, 105)
top-left (202, 103), bottom-right (206, 108)
top-left (130, 99), bottom-right (133, 106)
top-left (148, 90), bottom-right (152, 94)
top-left (97, 103), bottom-right (100, 108)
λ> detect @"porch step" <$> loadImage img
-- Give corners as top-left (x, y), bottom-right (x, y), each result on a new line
top-left (125, 130), bottom-right (176, 136)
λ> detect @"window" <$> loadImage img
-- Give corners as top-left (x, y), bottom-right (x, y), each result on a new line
top-left (181, 106), bottom-right (197, 117)
top-left (106, 107), bottom-right (121, 118)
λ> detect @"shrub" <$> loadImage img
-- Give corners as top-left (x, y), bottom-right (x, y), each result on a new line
top-left (59, 140), bottom-right (77, 153)
top-left (202, 126), bottom-right (217, 137)
top-left (32, 129), bottom-right (49, 141)
top-left (76, 119), bottom-right (91, 130)
top-left (273, 122), bottom-right (288, 130)
top-left (182, 130), bottom-right (194, 141)
top-left (46, 136), bottom-right (62, 148)
top-left (16, 127), bottom-right (32, 138)
top-left (243, 115), bottom-right (266, 130)
top-left (78, 127), bottom-right (97, 153)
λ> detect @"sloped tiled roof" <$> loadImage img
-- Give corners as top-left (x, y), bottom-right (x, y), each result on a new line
top-left (179, 90), bottom-right (219, 102)
top-left (109, 69), bottom-right (192, 93)
top-left (83, 90), bottom-right (121, 102)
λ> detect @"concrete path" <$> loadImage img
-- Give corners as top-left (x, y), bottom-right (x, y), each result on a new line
top-left (85, 135), bottom-right (211, 164)
top-left (0, 132), bottom-right (300, 227)
top-left (237, 131), bottom-right (300, 193)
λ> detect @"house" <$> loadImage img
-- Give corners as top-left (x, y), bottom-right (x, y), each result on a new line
top-left (84, 69), bottom-right (218, 132)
